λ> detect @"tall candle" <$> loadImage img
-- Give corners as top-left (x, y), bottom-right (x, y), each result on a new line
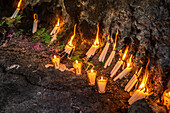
top-left (86, 44), bottom-right (99, 58)
top-left (73, 60), bottom-right (83, 76)
top-left (50, 18), bottom-right (60, 35)
top-left (11, 0), bottom-right (22, 19)
top-left (64, 44), bottom-right (75, 55)
top-left (104, 49), bottom-right (115, 68)
top-left (163, 89), bottom-right (170, 110)
top-left (97, 76), bottom-right (108, 93)
top-left (51, 55), bottom-right (60, 69)
top-left (32, 14), bottom-right (38, 34)
top-left (86, 23), bottom-right (100, 58)
top-left (87, 69), bottom-right (97, 86)
top-left (98, 38), bottom-right (110, 62)
top-left (110, 60), bottom-right (123, 78)
top-left (113, 66), bottom-right (132, 81)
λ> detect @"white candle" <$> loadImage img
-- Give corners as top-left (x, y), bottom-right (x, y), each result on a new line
top-left (97, 76), bottom-right (108, 93)
top-left (73, 60), bottom-right (83, 76)
top-left (64, 44), bottom-right (75, 55)
top-left (163, 89), bottom-right (170, 110)
top-left (110, 60), bottom-right (123, 78)
top-left (32, 14), bottom-right (38, 34)
top-left (51, 55), bottom-right (60, 69)
top-left (50, 19), bottom-right (60, 35)
top-left (98, 41), bottom-right (110, 62)
top-left (86, 23), bottom-right (100, 58)
top-left (11, 0), bottom-right (22, 19)
top-left (87, 69), bottom-right (97, 86)
top-left (125, 67), bottom-right (143, 92)
top-left (86, 44), bottom-right (99, 58)
top-left (104, 49), bottom-right (116, 68)
top-left (113, 66), bottom-right (132, 81)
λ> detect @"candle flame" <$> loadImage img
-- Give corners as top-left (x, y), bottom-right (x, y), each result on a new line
top-left (91, 69), bottom-right (93, 73)
top-left (122, 46), bottom-right (129, 60)
top-left (76, 60), bottom-right (78, 63)
top-left (139, 58), bottom-right (150, 89)
top-left (101, 76), bottom-right (103, 80)
top-left (94, 23), bottom-right (99, 45)
top-left (34, 14), bottom-right (38, 21)
top-left (113, 28), bottom-right (119, 49)
top-left (55, 18), bottom-right (60, 28)
top-left (54, 55), bottom-right (57, 59)
top-left (17, 0), bottom-right (22, 8)
top-left (127, 55), bottom-right (133, 67)
top-left (68, 24), bottom-right (77, 46)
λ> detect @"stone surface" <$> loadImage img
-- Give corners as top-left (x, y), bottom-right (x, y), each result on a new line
top-left (128, 99), bottom-right (167, 113)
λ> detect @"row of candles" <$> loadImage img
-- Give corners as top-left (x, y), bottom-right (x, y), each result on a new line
top-left (11, 0), bottom-right (170, 109)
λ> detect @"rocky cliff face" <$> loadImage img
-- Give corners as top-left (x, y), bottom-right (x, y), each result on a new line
top-left (0, 0), bottom-right (169, 112)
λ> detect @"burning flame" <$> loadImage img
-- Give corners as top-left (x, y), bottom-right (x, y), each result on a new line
top-left (139, 58), bottom-right (150, 89)
top-left (127, 55), bottom-right (133, 67)
top-left (94, 23), bottom-right (99, 45)
top-left (168, 92), bottom-right (170, 96)
top-left (68, 24), bottom-right (77, 46)
top-left (122, 46), bottom-right (129, 60)
top-left (101, 76), bottom-right (103, 80)
top-left (17, 0), bottom-right (22, 8)
top-left (113, 28), bottom-right (119, 49)
top-left (91, 69), bottom-right (94, 73)
top-left (55, 18), bottom-right (60, 28)
top-left (76, 60), bottom-right (78, 63)
top-left (54, 55), bottom-right (57, 59)
top-left (34, 14), bottom-right (38, 21)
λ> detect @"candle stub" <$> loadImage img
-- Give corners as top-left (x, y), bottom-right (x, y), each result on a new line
top-left (97, 76), bottom-right (108, 93)
top-left (73, 60), bottom-right (83, 76)
top-left (87, 69), bottom-right (97, 86)
top-left (163, 89), bottom-right (170, 110)
top-left (51, 55), bottom-right (60, 69)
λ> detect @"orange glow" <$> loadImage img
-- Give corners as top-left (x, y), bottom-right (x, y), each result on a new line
top-left (17, 0), bottom-right (22, 8)
top-left (139, 58), bottom-right (150, 89)
top-left (122, 46), bottom-right (129, 60)
top-left (113, 28), bottom-right (119, 49)
top-left (55, 18), bottom-right (60, 28)
top-left (127, 55), bottom-right (133, 67)
top-left (34, 14), bottom-right (38, 21)
top-left (68, 24), bottom-right (77, 46)
top-left (94, 23), bottom-right (99, 45)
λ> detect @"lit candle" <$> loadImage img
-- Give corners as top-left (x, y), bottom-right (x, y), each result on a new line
top-left (86, 23), bottom-right (100, 58)
top-left (98, 35), bottom-right (110, 62)
top-left (64, 24), bottom-right (76, 55)
top-left (104, 28), bottom-right (119, 68)
top-left (32, 13), bottom-right (38, 34)
top-left (125, 67), bottom-right (143, 92)
top-left (113, 55), bottom-right (133, 81)
top-left (128, 89), bottom-right (148, 105)
top-left (73, 60), bottom-right (83, 76)
top-left (110, 46), bottom-right (129, 78)
top-left (87, 69), bottom-right (97, 86)
top-left (51, 55), bottom-right (60, 69)
top-left (11, 0), bottom-right (22, 19)
top-left (163, 89), bottom-right (170, 110)
top-left (104, 49), bottom-right (115, 68)
top-left (50, 18), bottom-right (60, 35)
top-left (97, 76), bottom-right (108, 93)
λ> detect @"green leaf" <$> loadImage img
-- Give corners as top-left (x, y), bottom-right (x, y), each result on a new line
top-left (44, 35), bottom-right (51, 44)
top-left (16, 15), bottom-right (22, 20)
top-left (0, 20), bottom-right (5, 26)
